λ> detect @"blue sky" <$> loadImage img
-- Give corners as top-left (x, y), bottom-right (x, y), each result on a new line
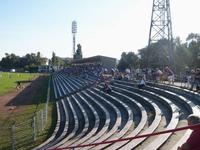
top-left (0, 0), bottom-right (200, 60)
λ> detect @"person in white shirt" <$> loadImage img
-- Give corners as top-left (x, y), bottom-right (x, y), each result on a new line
top-left (138, 75), bottom-right (146, 88)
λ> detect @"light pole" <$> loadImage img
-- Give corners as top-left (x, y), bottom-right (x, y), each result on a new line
top-left (72, 21), bottom-right (77, 58)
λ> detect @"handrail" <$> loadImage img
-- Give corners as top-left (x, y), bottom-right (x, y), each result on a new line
top-left (52, 123), bottom-right (200, 150)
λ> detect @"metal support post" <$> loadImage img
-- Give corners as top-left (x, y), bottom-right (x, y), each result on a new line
top-left (33, 116), bottom-right (36, 141)
top-left (41, 110), bottom-right (44, 130)
top-left (11, 123), bottom-right (16, 150)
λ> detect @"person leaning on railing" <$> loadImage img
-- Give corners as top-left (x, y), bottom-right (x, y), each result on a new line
top-left (178, 114), bottom-right (200, 150)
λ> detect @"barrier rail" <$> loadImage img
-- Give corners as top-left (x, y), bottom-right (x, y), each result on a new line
top-left (52, 123), bottom-right (200, 150)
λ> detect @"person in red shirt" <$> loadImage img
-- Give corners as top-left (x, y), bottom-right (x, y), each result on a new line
top-left (178, 114), bottom-right (200, 150)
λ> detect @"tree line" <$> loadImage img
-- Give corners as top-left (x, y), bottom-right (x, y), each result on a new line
top-left (1, 33), bottom-right (199, 73)
top-left (0, 51), bottom-right (71, 72)
top-left (51, 52), bottom-right (71, 67)
top-left (0, 52), bottom-right (48, 72)
top-left (117, 33), bottom-right (200, 73)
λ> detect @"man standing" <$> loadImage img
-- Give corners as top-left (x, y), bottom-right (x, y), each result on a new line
top-left (164, 66), bottom-right (174, 84)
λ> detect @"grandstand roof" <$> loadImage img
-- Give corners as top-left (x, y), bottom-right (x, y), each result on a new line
top-left (72, 55), bottom-right (117, 69)
top-left (72, 55), bottom-right (116, 64)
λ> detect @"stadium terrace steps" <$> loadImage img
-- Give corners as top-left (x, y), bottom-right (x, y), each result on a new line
top-left (52, 76), bottom-right (62, 99)
top-left (86, 88), bottom-right (122, 149)
top-left (70, 76), bottom-right (87, 86)
top-left (54, 76), bottom-right (67, 97)
top-left (52, 76), bottom-right (58, 99)
top-left (89, 87), bottom-right (133, 149)
top-left (45, 73), bottom-right (200, 150)
top-left (145, 84), bottom-right (200, 149)
top-left (57, 75), bottom-right (73, 93)
top-left (35, 99), bottom-right (68, 150)
top-left (104, 89), bottom-right (148, 149)
top-left (147, 83), bottom-right (200, 149)
top-left (68, 92), bottom-right (100, 146)
top-left (59, 94), bottom-right (90, 147)
top-left (33, 101), bottom-right (60, 150)
top-left (57, 75), bottom-right (72, 93)
top-left (56, 87), bottom-right (122, 150)
top-left (114, 80), bottom-right (200, 149)
top-left (74, 90), bottom-right (111, 150)
top-left (111, 82), bottom-right (179, 149)
top-left (50, 98), bottom-right (73, 149)
top-left (109, 85), bottom-right (162, 149)
top-left (52, 72), bottom-right (98, 99)
top-left (59, 73), bottom-right (83, 88)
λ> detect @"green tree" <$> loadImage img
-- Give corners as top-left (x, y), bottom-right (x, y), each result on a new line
top-left (51, 52), bottom-right (59, 66)
top-left (186, 33), bottom-right (200, 68)
top-left (0, 52), bottom-right (48, 72)
top-left (173, 38), bottom-right (192, 72)
top-left (117, 52), bottom-right (139, 71)
top-left (138, 39), bottom-right (170, 69)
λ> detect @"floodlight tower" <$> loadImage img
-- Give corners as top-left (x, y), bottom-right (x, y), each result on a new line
top-left (148, 0), bottom-right (174, 66)
top-left (72, 21), bottom-right (77, 57)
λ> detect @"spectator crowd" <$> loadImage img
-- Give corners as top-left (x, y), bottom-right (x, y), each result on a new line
top-left (56, 63), bottom-right (200, 93)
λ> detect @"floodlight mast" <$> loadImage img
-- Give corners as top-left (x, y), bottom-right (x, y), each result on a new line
top-left (72, 21), bottom-right (77, 57)
top-left (148, 0), bottom-right (174, 67)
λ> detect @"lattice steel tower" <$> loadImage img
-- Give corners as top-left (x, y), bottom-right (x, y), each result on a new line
top-left (148, 0), bottom-right (174, 66)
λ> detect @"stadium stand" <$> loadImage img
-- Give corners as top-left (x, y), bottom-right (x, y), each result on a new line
top-left (35, 65), bottom-right (200, 150)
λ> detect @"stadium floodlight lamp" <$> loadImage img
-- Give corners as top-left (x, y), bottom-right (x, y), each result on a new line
top-left (72, 21), bottom-right (77, 33)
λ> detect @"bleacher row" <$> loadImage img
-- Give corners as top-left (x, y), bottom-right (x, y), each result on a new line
top-left (52, 72), bottom-right (98, 99)
top-left (35, 72), bottom-right (200, 150)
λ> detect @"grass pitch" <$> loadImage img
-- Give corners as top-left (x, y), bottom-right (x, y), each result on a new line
top-left (0, 72), bottom-right (36, 96)
top-left (0, 73), bottom-right (56, 150)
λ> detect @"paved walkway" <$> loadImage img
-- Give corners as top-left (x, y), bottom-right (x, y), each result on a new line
top-left (160, 82), bottom-right (192, 90)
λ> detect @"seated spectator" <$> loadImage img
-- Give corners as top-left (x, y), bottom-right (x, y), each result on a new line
top-left (138, 76), bottom-right (146, 89)
top-left (124, 73), bottom-right (130, 81)
top-left (114, 72), bottom-right (123, 80)
top-left (178, 114), bottom-right (200, 150)
top-left (102, 82), bottom-right (112, 94)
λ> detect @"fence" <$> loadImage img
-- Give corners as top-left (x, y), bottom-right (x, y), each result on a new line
top-left (0, 76), bottom-right (51, 150)
top-left (0, 108), bottom-right (47, 150)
